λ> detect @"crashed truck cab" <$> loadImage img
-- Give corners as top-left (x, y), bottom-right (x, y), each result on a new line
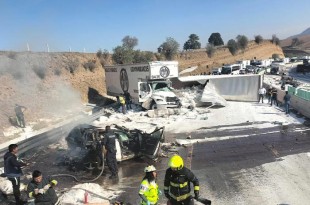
top-left (105, 61), bottom-right (180, 110)
top-left (138, 80), bottom-right (180, 109)
top-left (66, 124), bottom-right (165, 170)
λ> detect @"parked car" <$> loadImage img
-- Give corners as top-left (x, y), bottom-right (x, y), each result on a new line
top-left (65, 124), bottom-right (165, 170)
top-left (245, 65), bottom-right (256, 73)
top-left (239, 69), bottom-right (246, 74)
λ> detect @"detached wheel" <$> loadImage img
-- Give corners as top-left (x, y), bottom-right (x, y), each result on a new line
top-left (151, 101), bottom-right (157, 110)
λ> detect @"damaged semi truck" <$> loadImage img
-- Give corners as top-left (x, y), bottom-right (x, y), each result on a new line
top-left (104, 61), bottom-right (180, 109)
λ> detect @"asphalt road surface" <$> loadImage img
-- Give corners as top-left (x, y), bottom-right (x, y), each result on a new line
top-left (115, 123), bottom-right (310, 205)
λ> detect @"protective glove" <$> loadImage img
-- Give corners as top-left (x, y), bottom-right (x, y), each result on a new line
top-left (34, 189), bottom-right (39, 195)
top-left (50, 179), bottom-right (58, 186)
top-left (38, 189), bottom-right (45, 194)
top-left (158, 189), bottom-right (162, 195)
top-left (43, 184), bottom-right (50, 191)
top-left (194, 190), bottom-right (199, 200)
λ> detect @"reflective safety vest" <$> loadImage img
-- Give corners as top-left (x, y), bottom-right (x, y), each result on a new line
top-left (139, 179), bottom-right (159, 205)
top-left (119, 96), bottom-right (125, 105)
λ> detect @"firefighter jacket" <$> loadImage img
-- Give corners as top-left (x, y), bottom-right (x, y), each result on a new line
top-left (119, 96), bottom-right (126, 105)
top-left (27, 176), bottom-right (58, 203)
top-left (164, 167), bottom-right (199, 202)
top-left (139, 179), bottom-right (159, 205)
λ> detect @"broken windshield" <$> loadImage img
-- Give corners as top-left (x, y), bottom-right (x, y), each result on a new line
top-left (152, 82), bottom-right (171, 91)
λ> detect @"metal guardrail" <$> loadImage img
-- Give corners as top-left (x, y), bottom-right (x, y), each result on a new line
top-left (0, 110), bottom-right (104, 165)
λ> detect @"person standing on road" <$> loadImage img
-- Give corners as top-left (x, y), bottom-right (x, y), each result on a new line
top-left (139, 165), bottom-right (160, 205)
top-left (103, 126), bottom-right (118, 179)
top-left (164, 155), bottom-right (199, 205)
top-left (14, 104), bottom-right (27, 128)
top-left (271, 88), bottom-right (278, 106)
top-left (119, 95), bottom-right (126, 114)
top-left (258, 87), bottom-right (266, 103)
top-left (124, 91), bottom-right (132, 110)
top-left (27, 170), bottom-right (58, 205)
top-left (4, 144), bottom-right (28, 205)
top-left (283, 91), bottom-right (291, 114)
top-left (267, 87), bottom-right (272, 103)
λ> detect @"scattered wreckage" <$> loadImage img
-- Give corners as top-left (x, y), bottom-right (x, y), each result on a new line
top-left (64, 124), bottom-right (165, 171)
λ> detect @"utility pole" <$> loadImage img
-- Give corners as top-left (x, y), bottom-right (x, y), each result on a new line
top-left (27, 43), bottom-right (30, 51)
top-left (83, 48), bottom-right (86, 53)
top-left (46, 43), bottom-right (50, 52)
top-left (69, 46), bottom-right (71, 52)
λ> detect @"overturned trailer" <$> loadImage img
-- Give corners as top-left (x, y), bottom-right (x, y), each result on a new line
top-left (173, 74), bottom-right (263, 104)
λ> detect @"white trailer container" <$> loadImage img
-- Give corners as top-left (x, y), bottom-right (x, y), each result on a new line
top-left (236, 60), bottom-right (250, 69)
top-left (105, 61), bottom-right (180, 109)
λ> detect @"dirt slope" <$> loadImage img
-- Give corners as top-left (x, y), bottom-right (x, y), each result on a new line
top-left (0, 41), bottom-right (283, 134)
top-left (177, 40), bottom-right (284, 74)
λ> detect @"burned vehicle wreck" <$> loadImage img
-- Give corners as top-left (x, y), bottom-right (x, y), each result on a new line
top-left (65, 124), bottom-right (165, 171)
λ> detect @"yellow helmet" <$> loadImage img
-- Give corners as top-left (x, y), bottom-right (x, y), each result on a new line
top-left (168, 155), bottom-right (184, 170)
top-left (144, 165), bottom-right (156, 173)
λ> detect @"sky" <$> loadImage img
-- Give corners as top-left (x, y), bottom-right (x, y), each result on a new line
top-left (0, 0), bottom-right (309, 53)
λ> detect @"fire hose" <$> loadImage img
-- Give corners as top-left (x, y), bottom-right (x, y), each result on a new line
top-left (50, 152), bottom-right (105, 183)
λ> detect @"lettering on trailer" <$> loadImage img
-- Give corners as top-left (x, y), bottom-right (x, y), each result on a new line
top-left (133, 89), bottom-right (138, 93)
top-left (120, 68), bottom-right (129, 92)
top-left (160, 66), bottom-right (170, 78)
top-left (105, 67), bottom-right (117, 72)
top-left (130, 66), bottom-right (149, 72)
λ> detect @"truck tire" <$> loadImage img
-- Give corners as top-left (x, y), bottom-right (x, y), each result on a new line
top-left (151, 101), bottom-right (157, 110)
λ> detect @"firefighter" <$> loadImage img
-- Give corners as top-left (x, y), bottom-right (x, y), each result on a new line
top-left (164, 155), bottom-right (199, 205)
top-left (139, 165), bottom-right (160, 205)
top-left (14, 104), bottom-right (26, 128)
top-left (119, 95), bottom-right (126, 114)
top-left (27, 170), bottom-right (58, 205)
top-left (103, 125), bottom-right (118, 179)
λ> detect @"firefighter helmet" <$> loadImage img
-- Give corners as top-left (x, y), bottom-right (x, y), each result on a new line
top-left (168, 155), bottom-right (184, 170)
top-left (144, 165), bottom-right (156, 173)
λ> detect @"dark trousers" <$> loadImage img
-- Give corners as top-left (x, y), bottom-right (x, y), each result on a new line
top-left (285, 102), bottom-right (290, 114)
top-left (169, 197), bottom-right (194, 205)
top-left (271, 97), bottom-right (278, 106)
top-left (16, 114), bottom-right (25, 128)
top-left (35, 188), bottom-right (58, 205)
top-left (106, 151), bottom-right (118, 176)
top-left (126, 102), bottom-right (132, 110)
top-left (8, 177), bottom-right (21, 205)
top-left (258, 94), bottom-right (264, 103)
top-left (121, 104), bottom-right (126, 114)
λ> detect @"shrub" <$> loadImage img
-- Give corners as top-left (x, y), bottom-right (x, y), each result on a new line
top-left (254, 35), bottom-right (263, 44)
top-left (206, 43), bottom-right (215, 58)
top-left (271, 34), bottom-right (280, 45)
top-left (7, 52), bottom-right (17, 60)
top-left (66, 60), bottom-right (79, 74)
top-left (54, 68), bottom-right (62, 76)
top-left (12, 71), bottom-right (23, 80)
top-left (33, 66), bottom-right (46, 79)
top-left (272, 53), bottom-right (280, 59)
top-left (83, 60), bottom-right (96, 72)
top-left (227, 39), bottom-right (239, 55)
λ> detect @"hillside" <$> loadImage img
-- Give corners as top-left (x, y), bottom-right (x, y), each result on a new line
top-left (0, 41), bottom-right (283, 135)
top-left (280, 27), bottom-right (310, 56)
top-left (177, 40), bottom-right (284, 74)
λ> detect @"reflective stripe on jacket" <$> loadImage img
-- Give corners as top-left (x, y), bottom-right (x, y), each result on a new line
top-left (139, 179), bottom-right (159, 205)
top-left (164, 167), bottom-right (199, 202)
